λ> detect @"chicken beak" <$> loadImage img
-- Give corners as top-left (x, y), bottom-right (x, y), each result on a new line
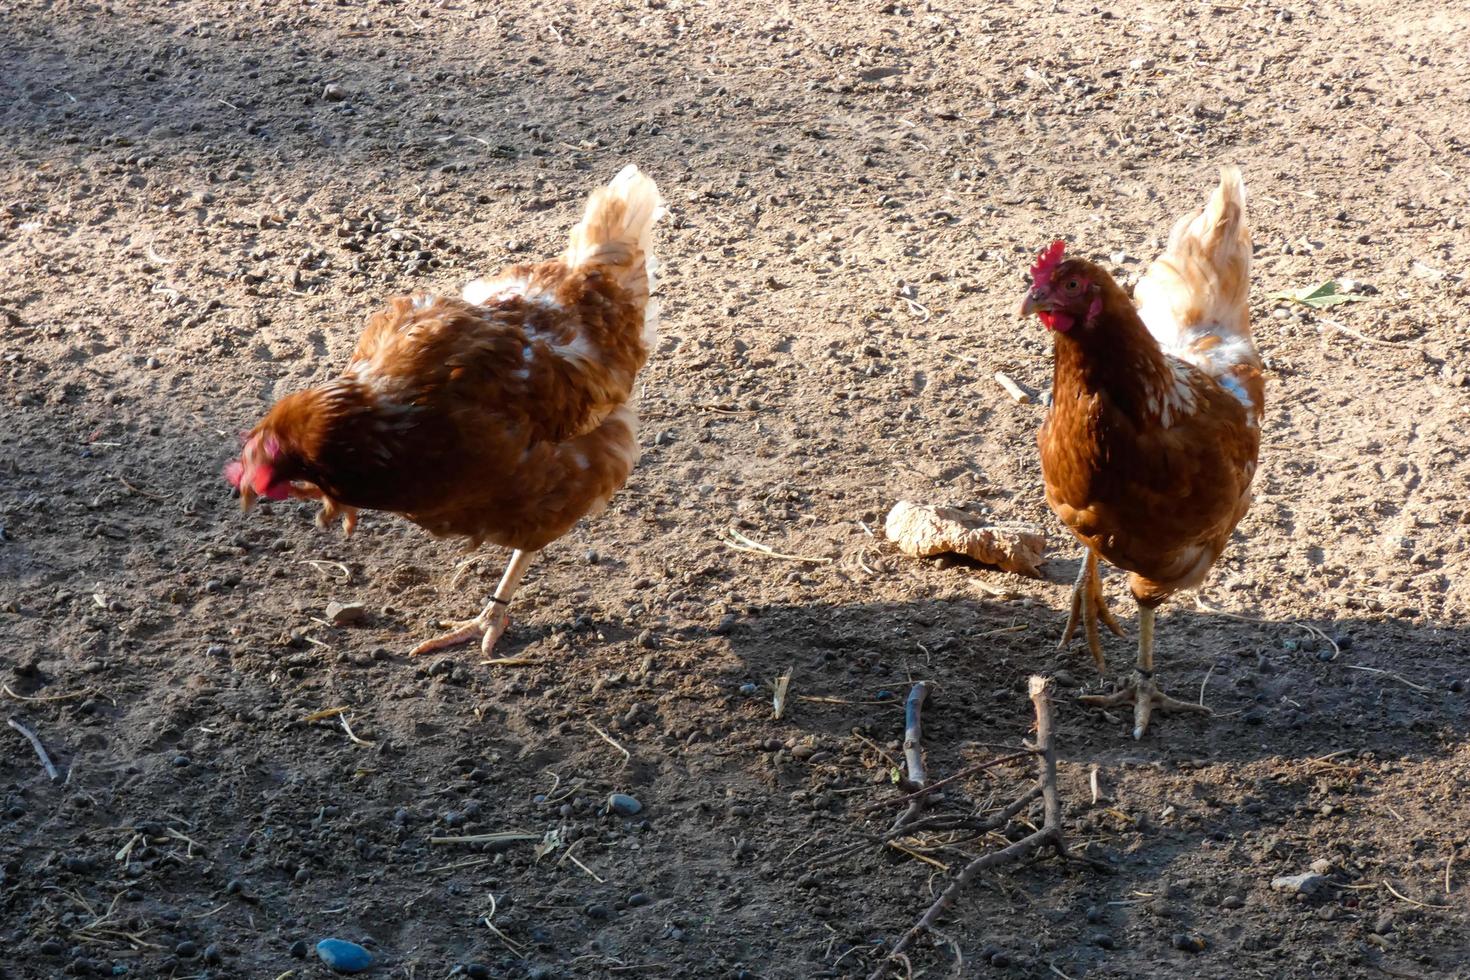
top-left (1018, 290), bottom-right (1041, 318)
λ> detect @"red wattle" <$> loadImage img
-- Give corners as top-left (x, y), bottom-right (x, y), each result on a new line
top-left (1038, 310), bottom-right (1075, 333)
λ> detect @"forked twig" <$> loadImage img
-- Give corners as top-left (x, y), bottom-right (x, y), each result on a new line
top-left (870, 677), bottom-right (1106, 979)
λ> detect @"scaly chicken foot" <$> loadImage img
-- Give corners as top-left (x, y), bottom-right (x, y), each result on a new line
top-left (409, 548), bottom-right (536, 658)
top-left (1079, 605), bottom-right (1211, 739)
top-left (1058, 551), bottom-right (1124, 672)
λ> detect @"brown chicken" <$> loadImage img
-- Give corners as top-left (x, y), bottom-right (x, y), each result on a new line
top-left (225, 165), bottom-right (664, 657)
top-left (1021, 167), bottom-right (1262, 738)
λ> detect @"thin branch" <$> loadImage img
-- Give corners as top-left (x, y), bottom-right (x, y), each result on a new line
top-left (891, 683), bottom-right (930, 833)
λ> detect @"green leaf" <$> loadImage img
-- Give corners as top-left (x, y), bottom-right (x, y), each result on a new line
top-left (1268, 280), bottom-right (1367, 310)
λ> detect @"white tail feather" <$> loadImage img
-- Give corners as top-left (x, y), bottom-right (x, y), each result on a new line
top-left (563, 165), bottom-right (664, 343)
top-left (1135, 166), bottom-right (1253, 381)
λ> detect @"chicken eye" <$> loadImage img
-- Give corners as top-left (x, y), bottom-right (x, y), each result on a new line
top-left (1064, 278), bottom-right (1081, 293)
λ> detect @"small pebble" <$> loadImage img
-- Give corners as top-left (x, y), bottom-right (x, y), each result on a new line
top-left (628, 892), bottom-right (652, 907)
top-left (464, 964), bottom-right (491, 979)
top-left (608, 793), bottom-right (642, 817)
top-left (323, 83), bottom-right (347, 101)
top-left (172, 755), bottom-right (191, 768)
top-left (1171, 932), bottom-right (1207, 953)
top-left (203, 944), bottom-right (222, 965)
top-left (1271, 872), bottom-right (1327, 895)
top-left (1092, 933), bottom-right (1115, 950)
top-left (1219, 894), bottom-right (1245, 909)
top-left (174, 941), bottom-right (198, 959)
top-left (316, 939), bottom-right (374, 973)
top-left (1085, 905), bottom-right (1103, 924)
top-left (738, 682), bottom-right (758, 696)
top-left (289, 940), bottom-right (308, 959)
top-left (326, 601), bottom-right (367, 626)
top-left (41, 940), bottom-right (64, 956)
top-left (584, 903), bottom-right (610, 920)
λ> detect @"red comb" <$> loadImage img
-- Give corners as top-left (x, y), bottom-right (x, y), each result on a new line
top-left (1030, 239), bottom-right (1066, 283)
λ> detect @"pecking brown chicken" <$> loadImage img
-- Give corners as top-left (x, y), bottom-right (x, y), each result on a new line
top-left (225, 165), bottom-right (664, 657)
top-left (1021, 167), bottom-right (1263, 739)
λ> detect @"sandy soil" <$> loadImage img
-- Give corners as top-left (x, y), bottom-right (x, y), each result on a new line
top-left (3, 0), bottom-right (1469, 977)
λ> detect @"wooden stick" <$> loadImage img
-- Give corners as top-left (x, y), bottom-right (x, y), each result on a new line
top-left (890, 683), bottom-right (930, 832)
top-left (900, 683), bottom-right (929, 789)
top-left (8, 716), bottom-right (59, 781)
top-left (994, 371), bottom-right (1034, 404)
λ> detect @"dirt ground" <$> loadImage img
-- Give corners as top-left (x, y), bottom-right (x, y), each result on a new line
top-left (3, 0), bottom-right (1470, 977)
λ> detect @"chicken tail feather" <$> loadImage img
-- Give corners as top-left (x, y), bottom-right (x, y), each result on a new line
top-left (1135, 166), bottom-right (1254, 383)
top-left (563, 164), bottom-right (665, 343)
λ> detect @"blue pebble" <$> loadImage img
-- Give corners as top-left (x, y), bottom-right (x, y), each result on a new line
top-left (317, 939), bottom-right (374, 973)
top-left (738, 682), bottom-right (758, 696)
top-left (875, 690), bottom-right (895, 701)
top-left (608, 793), bottom-right (643, 816)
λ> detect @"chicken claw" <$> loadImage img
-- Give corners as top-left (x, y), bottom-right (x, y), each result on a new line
top-left (315, 498), bottom-right (358, 537)
top-left (1078, 605), bottom-right (1210, 739)
top-left (408, 548), bottom-right (536, 659)
top-left (1059, 550), bottom-right (1124, 671)
top-left (409, 601), bottom-right (512, 657)
top-left (1080, 674), bottom-right (1212, 740)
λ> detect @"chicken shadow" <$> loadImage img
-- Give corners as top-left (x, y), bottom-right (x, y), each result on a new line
top-left (705, 585), bottom-right (1469, 975)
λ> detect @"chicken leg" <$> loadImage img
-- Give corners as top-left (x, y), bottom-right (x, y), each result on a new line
top-left (1078, 605), bottom-right (1212, 739)
top-left (1059, 551), bottom-right (1124, 671)
top-left (409, 549), bottom-right (536, 657)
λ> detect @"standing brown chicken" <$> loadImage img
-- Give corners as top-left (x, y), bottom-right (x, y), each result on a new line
top-left (1021, 167), bottom-right (1263, 738)
top-left (226, 165), bottom-right (664, 657)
